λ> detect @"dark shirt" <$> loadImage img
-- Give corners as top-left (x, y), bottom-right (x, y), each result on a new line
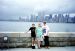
top-left (29, 27), bottom-right (36, 37)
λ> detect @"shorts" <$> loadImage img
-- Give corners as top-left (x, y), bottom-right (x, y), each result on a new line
top-left (31, 34), bottom-right (36, 38)
top-left (37, 36), bottom-right (43, 41)
top-left (31, 37), bottom-right (36, 41)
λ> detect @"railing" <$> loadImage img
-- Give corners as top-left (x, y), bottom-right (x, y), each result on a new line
top-left (0, 32), bottom-right (75, 37)
top-left (0, 32), bottom-right (75, 48)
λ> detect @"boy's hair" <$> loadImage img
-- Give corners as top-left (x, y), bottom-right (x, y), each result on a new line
top-left (32, 24), bottom-right (35, 25)
top-left (43, 21), bottom-right (46, 24)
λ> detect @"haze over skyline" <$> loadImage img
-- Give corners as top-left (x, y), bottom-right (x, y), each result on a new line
top-left (0, 0), bottom-right (75, 19)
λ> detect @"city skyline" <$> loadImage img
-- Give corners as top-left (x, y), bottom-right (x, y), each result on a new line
top-left (0, 13), bottom-right (75, 23)
top-left (19, 13), bottom-right (75, 23)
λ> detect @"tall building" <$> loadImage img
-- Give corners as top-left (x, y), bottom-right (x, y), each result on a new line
top-left (30, 14), bottom-right (34, 22)
top-left (68, 17), bottom-right (73, 23)
top-left (73, 16), bottom-right (75, 23)
top-left (64, 14), bottom-right (69, 23)
top-left (44, 15), bottom-right (49, 22)
top-left (54, 14), bottom-right (59, 23)
top-left (58, 14), bottom-right (64, 23)
top-left (35, 15), bottom-right (40, 22)
top-left (49, 14), bottom-right (52, 23)
top-left (38, 12), bottom-right (45, 22)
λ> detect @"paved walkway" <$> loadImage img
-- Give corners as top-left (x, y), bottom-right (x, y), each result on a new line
top-left (0, 46), bottom-right (75, 51)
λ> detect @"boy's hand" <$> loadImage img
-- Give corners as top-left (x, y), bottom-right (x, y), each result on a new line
top-left (42, 35), bottom-right (44, 39)
top-left (25, 31), bottom-right (29, 34)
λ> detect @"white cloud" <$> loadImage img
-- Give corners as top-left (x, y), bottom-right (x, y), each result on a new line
top-left (0, 0), bottom-right (75, 18)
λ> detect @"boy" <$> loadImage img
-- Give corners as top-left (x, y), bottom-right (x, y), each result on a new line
top-left (42, 22), bottom-right (49, 48)
top-left (29, 24), bottom-right (36, 49)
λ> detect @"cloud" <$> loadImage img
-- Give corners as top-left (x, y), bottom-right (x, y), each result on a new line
top-left (0, 0), bottom-right (75, 19)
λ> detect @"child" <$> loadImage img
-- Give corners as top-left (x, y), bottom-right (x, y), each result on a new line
top-left (28, 24), bottom-right (36, 49)
top-left (42, 22), bottom-right (49, 48)
top-left (36, 23), bottom-right (43, 48)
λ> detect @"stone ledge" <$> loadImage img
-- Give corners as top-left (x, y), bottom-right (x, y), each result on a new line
top-left (0, 32), bottom-right (75, 47)
top-left (0, 32), bottom-right (75, 37)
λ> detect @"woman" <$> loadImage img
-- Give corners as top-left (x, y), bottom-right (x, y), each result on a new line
top-left (36, 23), bottom-right (43, 48)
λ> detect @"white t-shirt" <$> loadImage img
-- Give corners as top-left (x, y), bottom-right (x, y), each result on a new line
top-left (42, 25), bottom-right (49, 36)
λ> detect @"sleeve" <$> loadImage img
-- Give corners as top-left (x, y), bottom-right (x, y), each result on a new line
top-left (29, 27), bottom-right (31, 31)
top-left (46, 25), bottom-right (49, 36)
top-left (47, 25), bottom-right (49, 31)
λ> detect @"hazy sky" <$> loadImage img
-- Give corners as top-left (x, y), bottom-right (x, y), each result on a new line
top-left (0, 0), bottom-right (75, 19)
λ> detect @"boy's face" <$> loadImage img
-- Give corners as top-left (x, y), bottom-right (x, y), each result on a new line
top-left (43, 22), bottom-right (46, 25)
top-left (32, 24), bottom-right (35, 27)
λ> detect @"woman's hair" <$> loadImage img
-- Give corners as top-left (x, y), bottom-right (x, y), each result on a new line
top-left (38, 23), bottom-right (42, 27)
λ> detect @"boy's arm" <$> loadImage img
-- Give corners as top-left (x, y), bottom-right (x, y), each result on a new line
top-left (25, 30), bottom-right (29, 34)
top-left (25, 28), bottom-right (31, 34)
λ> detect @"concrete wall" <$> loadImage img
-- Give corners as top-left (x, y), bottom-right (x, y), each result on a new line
top-left (0, 32), bottom-right (75, 48)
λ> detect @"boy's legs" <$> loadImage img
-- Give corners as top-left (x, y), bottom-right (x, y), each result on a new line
top-left (32, 37), bottom-right (35, 46)
top-left (44, 36), bottom-right (49, 48)
top-left (32, 37), bottom-right (36, 46)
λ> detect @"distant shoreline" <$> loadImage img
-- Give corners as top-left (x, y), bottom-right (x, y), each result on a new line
top-left (0, 20), bottom-right (75, 23)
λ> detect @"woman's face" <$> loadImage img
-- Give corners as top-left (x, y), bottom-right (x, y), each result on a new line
top-left (38, 24), bottom-right (41, 27)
